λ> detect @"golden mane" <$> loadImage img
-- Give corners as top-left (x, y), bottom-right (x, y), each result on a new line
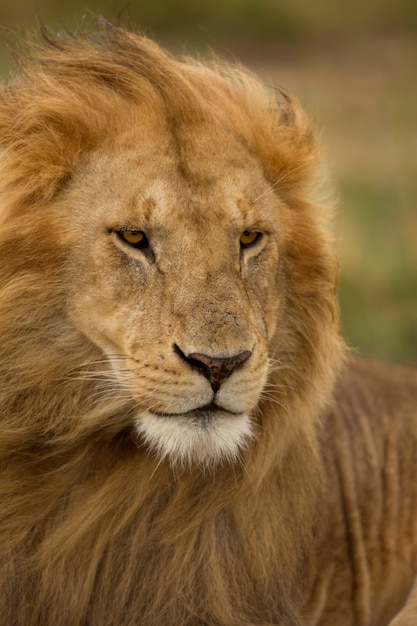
top-left (3, 23), bottom-right (415, 626)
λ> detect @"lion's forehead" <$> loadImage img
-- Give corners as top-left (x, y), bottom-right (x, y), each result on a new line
top-left (139, 177), bottom-right (257, 227)
top-left (74, 136), bottom-right (273, 234)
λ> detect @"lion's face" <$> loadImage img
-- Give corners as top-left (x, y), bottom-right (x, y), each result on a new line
top-left (0, 30), bottom-right (341, 476)
top-left (62, 116), bottom-right (283, 467)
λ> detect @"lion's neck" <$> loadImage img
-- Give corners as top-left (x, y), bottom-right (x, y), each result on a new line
top-left (0, 336), bottom-right (327, 625)
top-left (0, 410), bottom-right (322, 626)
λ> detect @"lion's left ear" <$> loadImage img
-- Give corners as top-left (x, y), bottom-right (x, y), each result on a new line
top-left (271, 89), bottom-right (320, 191)
top-left (275, 88), bottom-right (298, 128)
top-left (253, 88), bottom-right (320, 195)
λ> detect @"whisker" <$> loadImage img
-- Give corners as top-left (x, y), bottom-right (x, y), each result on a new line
top-left (250, 162), bottom-right (310, 205)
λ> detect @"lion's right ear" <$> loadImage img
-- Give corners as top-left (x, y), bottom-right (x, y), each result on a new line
top-left (0, 86), bottom-right (13, 136)
top-left (0, 89), bottom-right (70, 205)
top-left (0, 73), bottom-right (104, 208)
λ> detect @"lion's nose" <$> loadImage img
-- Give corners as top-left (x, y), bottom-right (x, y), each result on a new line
top-left (174, 346), bottom-right (252, 393)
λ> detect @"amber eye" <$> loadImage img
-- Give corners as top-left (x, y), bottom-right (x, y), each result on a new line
top-left (240, 230), bottom-right (262, 248)
top-left (118, 230), bottom-right (148, 248)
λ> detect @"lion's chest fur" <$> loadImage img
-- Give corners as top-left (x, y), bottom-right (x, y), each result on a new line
top-left (0, 444), bottom-right (313, 626)
top-left (1, 360), bottom-right (417, 626)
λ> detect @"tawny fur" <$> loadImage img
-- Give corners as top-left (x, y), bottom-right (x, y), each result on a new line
top-left (0, 24), bottom-right (416, 626)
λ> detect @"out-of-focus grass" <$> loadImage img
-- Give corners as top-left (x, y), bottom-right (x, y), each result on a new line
top-left (0, 0), bottom-right (416, 43)
top-left (0, 11), bottom-right (416, 365)
top-left (338, 179), bottom-right (417, 364)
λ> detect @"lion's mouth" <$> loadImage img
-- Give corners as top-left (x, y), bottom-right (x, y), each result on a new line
top-left (151, 402), bottom-right (238, 420)
top-left (137, 403), bottom-right (253, 466)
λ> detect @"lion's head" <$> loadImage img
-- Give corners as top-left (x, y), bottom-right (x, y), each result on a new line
top-left (0, 25), bottom-right (343, 471)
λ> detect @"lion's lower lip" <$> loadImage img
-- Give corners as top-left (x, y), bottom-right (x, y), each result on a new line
top-left (151, 403), bottom-right (234, 419)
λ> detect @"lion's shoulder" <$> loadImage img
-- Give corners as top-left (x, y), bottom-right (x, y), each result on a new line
top-left (321, 359), bottom-right (417, 510)
top-left (315, 358), bottom-right (417, 623)
top-left (320, 356), bottom-right (417, 506)
top-left (333, 357), bottom-right (417, 420)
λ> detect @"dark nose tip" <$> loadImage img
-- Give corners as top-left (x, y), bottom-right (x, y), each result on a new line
top-left (175, 346), bottom-right (252, 393)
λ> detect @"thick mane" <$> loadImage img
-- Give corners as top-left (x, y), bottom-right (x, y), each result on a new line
top-left (0, 24), bottom-right (317, 208)
top-left (0, 24), bottom-right (344, 626)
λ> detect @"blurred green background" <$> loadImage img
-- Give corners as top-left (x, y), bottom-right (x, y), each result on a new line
top-left (1, 1), bottom-right (416, 365)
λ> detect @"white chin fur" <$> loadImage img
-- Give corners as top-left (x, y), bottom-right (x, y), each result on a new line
top-left (135, 411), bottom-right (253, 469)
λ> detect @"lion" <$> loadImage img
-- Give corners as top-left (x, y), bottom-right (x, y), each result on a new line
top-left (0, 23), bottom-right (416, 626)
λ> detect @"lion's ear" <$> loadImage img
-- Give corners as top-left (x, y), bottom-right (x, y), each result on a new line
top-left (0, 87), bottom-right (13, 138)
top-left (0, 77), bottom-right (102, 206)
top-left (0, 106), bottom-right (71, 204)
top-left (252, 89), bottom-right (319, 194)
top-left (274, 88), bottom-right (316, 145)
top-left (275, 89), bottom-right (298, 128)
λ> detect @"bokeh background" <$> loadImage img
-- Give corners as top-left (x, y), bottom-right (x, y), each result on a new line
top-left (1, 1), bottom-right (416, 365)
